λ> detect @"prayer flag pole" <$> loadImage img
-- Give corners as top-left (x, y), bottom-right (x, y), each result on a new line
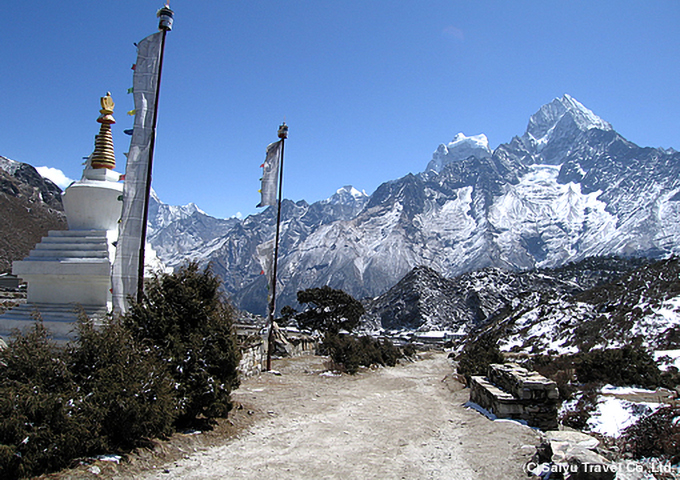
top-left (266, 122), bottom-right (288, 371)
top-left (136, 5), bottom-right (174, 299)
top-left (112, 5), bottom-right (175, 313)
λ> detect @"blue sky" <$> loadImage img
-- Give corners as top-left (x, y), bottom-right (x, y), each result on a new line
top-left (1, 1), bottom-right (678, 219)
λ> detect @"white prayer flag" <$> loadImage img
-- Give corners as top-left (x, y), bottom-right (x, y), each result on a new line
top-left (257, 140), bottom-right (282, 207)
top-left (112, 31), bottom-right (163, 314)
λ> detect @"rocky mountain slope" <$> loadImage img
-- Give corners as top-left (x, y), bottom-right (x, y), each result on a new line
top-left (147, 94), bottom-right (680, 316)
top-left (0, 156), bottom-right (66, 272)
top-left (464, 256), bottom-right (680, 355)
top-left (146, 190), bottom-right (240, 268)
top-left (359, 256), bottom-right (650, 335)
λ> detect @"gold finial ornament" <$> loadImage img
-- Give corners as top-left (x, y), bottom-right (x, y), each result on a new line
top-left (91, 92), bottom-right (117, 169)
top-left (100, 92), bottom-right (115, 112)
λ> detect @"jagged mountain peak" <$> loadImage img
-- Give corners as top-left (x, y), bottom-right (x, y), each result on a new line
top-left (426, 132), bottom-right (492, 174)
top-left (150, 188), bottom-right (206, 217)
top-left (324, 185), bottom-right (369, 206)
top-left (526, 94), bottom-right (612, 140)
top-left (522, 94), bottom-right (613, 162)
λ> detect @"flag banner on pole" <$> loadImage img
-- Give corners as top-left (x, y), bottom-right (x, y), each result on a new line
top-left (256, 238), bottom-right (276, 291)
top-left (257, 140), bottom-right (282, 207)
top-left (112, 31), bottom-right (163, 314)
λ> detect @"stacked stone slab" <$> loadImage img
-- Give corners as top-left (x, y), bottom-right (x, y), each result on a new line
top-left (470, 363), bottom-right (559, 430)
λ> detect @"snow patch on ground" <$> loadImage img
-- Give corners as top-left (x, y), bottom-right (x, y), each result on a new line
top-left (630, 295), bottom-right (680, 346)
top-left (498, 300), bottom-right (589, 355)
top-left (587, 396), bottom-right (662, 438)
top-left (561, 385), bottom-right (665, 439)
top-left (654, 349), bottom-right (680, 371)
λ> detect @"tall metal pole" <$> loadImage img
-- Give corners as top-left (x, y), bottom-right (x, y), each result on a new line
top-left (137, 6), bottom-right (174, 300)
top-left (266, 122), bottom-right (288, 371)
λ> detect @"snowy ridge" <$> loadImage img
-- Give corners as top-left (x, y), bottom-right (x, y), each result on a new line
top-left (0, 156), bottom-right (21, 175)
top-left (523, 94), bottom-right (612, 153)
top-left (326, 185), bottom-right (368, 204)
top-left (361, 263), bottom-right (586, 335)
top-left (144, 94), bottom-right (680, 317)
top-left (426, 132), bottom-right (492, 173)
top-left (148, 189), bottom-right (207, 234)
top-left (488, 164), bottom-right (616, 268)
top-left (493, 258), bottom-right (680, 355)
top-left (146, 191), bottom-right (239, 268)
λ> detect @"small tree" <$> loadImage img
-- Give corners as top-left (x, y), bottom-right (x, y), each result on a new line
top-left (294, 287), bottom-right (404, 374)
top-left (123, 262), bottom-right (241, 424)
top-left (0, 323), bottom-right (88, 479)
top-left (67, 317), bottom-right (176, 450)
top-left (456, 334), bottom-right (504, 382)
top-left (295, 286), bottom-right (364, 335)
top-left (278, 305), bottom-right (298, 327)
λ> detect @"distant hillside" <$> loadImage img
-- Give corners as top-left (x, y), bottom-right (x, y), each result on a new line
top-left (359, 256), bottom-right (649, 336)
top-left (0, 156), bottom-right (66, 272)
top-left (469, 257), bottom-right (680, 354)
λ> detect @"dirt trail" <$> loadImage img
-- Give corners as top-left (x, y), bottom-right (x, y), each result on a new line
top-left (136, 352), bottom-right (541, 480)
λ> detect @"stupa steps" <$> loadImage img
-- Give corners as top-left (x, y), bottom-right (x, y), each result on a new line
top-left (27, 250), bottom-right (108, 259)
top-left (21, 230), bottom-right (111, 261)
top-left (45, 230), bottom-right (109, 239)
top-left (35, 242), bottom-right (107, 250)
top-left (0, 303), bottom-right (108, 343)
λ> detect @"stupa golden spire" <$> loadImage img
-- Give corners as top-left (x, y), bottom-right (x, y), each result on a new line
top-left (90, 92), bottom-right (116, 169)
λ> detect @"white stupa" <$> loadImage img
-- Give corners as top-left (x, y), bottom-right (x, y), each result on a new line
top-left (0, 93), bottom-right (124, 342)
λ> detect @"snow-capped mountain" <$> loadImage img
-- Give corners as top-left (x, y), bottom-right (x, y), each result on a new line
top-left (146, 191), bottom-right (240, 268)
top-left (147, 94), bottom-right (680, 316)
top-left (521, 93), bottom-right (613, 164)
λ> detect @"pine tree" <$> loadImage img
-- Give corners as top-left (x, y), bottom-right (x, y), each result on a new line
top-left (123, 262), bottom-right (241, 424)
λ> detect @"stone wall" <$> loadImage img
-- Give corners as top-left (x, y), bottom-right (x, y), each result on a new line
top-left (272, 325), bottom-right (318, 357)
top-left (469, 363), bottom-right (558, 430)
top-left (238, 340), bottom-right (265, 378)
top-left (236, 324), bottom-right (319, 379)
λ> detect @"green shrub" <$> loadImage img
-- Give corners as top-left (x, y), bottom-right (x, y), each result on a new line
top-left (619, 405), bottom-right (680, 463)
top-left (123, 262), bottom-right (241, 424)
top-left (323, 334), bottom-right (402, 374)
top-left (0, 318), bottom-right (183, 479)
top-left (67, 317), bottom-right (176, 451)
top-left (402, 343), bottom-right (417, 358)
top-left (324, 333), bottom-right (363, 374)
top-left (456, 334), bottom-right (505, 381)
top-left (378, 338), bottom-right (402, 367)
top-left (0, 323), bottom-right (89, 479)
top-left (0, 263), bottom-right (242, 478)
top-left (575, 346), bottom-right (662, 388)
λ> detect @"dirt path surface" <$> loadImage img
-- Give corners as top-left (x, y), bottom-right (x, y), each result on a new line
top-left (134, 352), bottom-right (541, 480)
